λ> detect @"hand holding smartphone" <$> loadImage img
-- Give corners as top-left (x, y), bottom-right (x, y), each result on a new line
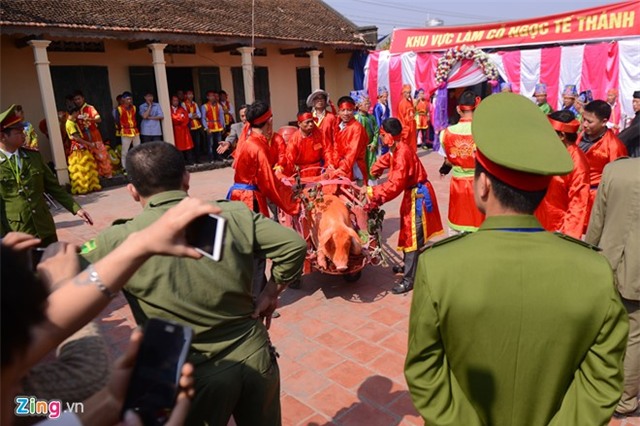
top-left (185, 213), bottom-right (226, 261)
top-left (29, 247), bottom-right (46, 271)
top-left (121, 318), bottom-right (193, 426)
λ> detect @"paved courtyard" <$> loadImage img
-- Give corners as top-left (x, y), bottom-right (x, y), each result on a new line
top-left (53, 150), bottom-right (638, 426)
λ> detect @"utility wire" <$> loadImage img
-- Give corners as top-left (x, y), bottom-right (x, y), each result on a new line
top-left (350, 0), bottom-right (507, 22)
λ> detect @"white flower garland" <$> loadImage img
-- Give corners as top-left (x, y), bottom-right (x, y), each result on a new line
top-left (435, 45), bottom-right (499, 86)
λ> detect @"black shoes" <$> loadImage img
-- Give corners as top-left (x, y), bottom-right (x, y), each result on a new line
top-left (391, 282), bottom-right (413, 294)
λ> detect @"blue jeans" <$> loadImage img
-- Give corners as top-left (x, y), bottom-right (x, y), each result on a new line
top-left (206, 131), bottom-right (222, 160)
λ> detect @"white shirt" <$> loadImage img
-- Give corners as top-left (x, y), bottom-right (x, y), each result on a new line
top-left (0, 146), bottom-right (22, 169)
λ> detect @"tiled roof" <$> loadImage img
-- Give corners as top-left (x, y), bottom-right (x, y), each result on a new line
top-left (0, 0), bottom-right (372, 48)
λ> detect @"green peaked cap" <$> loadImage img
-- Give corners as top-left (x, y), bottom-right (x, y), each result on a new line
top-left (472, 93), bottom-right (573, 176)
top-left (0, 104), bottom-right (20, 129)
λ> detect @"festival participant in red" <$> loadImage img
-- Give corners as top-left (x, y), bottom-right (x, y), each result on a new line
top-left (115, 91), bottom-right (140, 170)
top-left (414, 88), bottom-right (431, 149)
top-left (170, 95), bottom-right (195, 165)
top-left (181, 90), bottom-right (203, 162)
top-left (227, 100), bottom-right (299, 217)
top-left (535, 110), bottom-right (590, 238)
top-left (278, 111), bottom-right (331, 178)
top-left (73, 91), bottom-right (113, 178)
top-left (307, 89), bottom-right (337, 163)
top-left (439, 91), bottom-right (484, 233)
top-left (577, 100), bottom-right (628, 220)
top-left (366, 118), bottom-right (444, 295)
top-left (397, 84), bottom-right (418, 152)
top-left (267, 131), bottom-right (286, 170)
top-left (201, 91), bottom-right (225, 162)
top-left (333, 96), bottom-right (368, 181)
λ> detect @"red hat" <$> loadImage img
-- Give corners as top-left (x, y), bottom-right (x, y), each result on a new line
top-left (0, 105), bottom-right (25, 131)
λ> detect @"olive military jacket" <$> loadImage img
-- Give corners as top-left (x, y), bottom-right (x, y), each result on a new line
top-left (405, 215), bottom-right (628, 426)
top-left (0, 148), bottom-right (80, 244)
top-left (82, 190), bottom-right (306, 363)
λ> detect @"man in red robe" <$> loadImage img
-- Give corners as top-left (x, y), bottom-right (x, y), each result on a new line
top-left (227, 101), bottom-right (299, 218)
top-left (439, 91), bottom-right (484, 233)
top-left (366, 118), bottom-right (444, 294)
top-left (397, 84), bottom-right (417, 152)
top-left (278, 111), bottom-right (331, 178)
top-left (307, 89), bottom-right (337, 164)
top-left (227, 101), bottom-right (300, 300)
top-left (535, 110), bottom-right (590, 238)
top-left (170, 95), bottom-right (195, 165)
top-left (577, 100), bottom-right (628, 222)
top-left (73, 90), bottom-right (113, 178)
top-left (267, 131), bottom-right (286, 170)
top-left (333, 96), bottom-right (369, 181)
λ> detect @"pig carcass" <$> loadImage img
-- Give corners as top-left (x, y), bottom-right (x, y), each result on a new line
top-left (308, 194), bottom-right (362, 272)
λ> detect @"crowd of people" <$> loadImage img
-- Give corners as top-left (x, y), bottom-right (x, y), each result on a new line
top-left (1, 76), bottom-right (639, 426)
top-left (22, 89), bottom-right (237, 196)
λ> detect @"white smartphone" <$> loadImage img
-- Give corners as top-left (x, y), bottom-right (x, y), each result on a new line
top-left (185, 213), bottom-right (226, 261)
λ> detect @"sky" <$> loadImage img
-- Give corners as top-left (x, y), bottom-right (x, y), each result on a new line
top-left (322, 0), bottom-right (628, 36)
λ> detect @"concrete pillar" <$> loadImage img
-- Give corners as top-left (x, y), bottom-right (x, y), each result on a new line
top-left (307, 50), bottom-right (323, 92)
top-left (28, 40), bottom-right (69, 184)
top-left (148, 43), bottom-right (174, 144)
top-left (237, 47), bottom-right (255, 104)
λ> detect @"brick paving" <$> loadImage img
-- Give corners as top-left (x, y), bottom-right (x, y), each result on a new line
top-left (53, 151), bottom-right (639, 426)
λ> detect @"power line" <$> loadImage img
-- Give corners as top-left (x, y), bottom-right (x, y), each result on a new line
top-left (350, 0), bottom-right (507, 22)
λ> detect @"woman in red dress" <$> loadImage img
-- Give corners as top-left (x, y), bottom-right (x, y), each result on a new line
top-left (170, 95), bottom-right (195, 164)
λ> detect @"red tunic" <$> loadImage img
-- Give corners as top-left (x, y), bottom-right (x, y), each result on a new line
top-left (282, 128), bottom-right (330, 177)
top-left (334, 119), bottom-right (368, 180)
top-left (267, 132), bottom-right (286, 168)
top-left (313, 110), bottom-right (337, 165)
top-left (230, 132), bottom-right (298, 217)
top-left (415, 99), bottom-right (430, 130)
top-left (78, 103), bottom-right (112, 178)
top-left (397, 97), bottom-right (417, 151)
top-left (577, 129), bottom-right (628, 220)
top-left (440, 117), bottom-right (484, 231)
top-left (371, 140), bottom-right (443, 251)
top-left (117, 105), bottom-right (139, 137)
top-left (170, 106), bottom-right (194, 151)
top-left (182, 99), bottom-right (202, 130)
top-left (535, 144), bottom-right (590, 238)
top-left (77, 103), bottom-right (102, 142)
top-left (203, 103), bottom-right (223, 132)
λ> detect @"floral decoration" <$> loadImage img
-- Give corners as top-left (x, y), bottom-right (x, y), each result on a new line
top-left (435, 45), bottom-right (499, 86)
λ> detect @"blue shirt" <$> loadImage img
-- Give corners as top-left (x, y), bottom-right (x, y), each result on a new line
top-left (139, 102), bottom-right (164, 136)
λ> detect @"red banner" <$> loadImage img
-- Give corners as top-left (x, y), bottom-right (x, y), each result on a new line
top-left (390, 0), bottom-right (640, 53)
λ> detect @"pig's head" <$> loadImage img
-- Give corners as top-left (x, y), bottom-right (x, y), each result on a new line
top-left (319, 226), bottom-right (362, 272)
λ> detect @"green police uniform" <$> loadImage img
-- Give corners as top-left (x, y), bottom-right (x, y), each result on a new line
top-left (81, 191), bottom-right (306, 426)
top-left (405, 93), bottom-right (628, 425)
top-left (0, 147), bottom-right (81, 245)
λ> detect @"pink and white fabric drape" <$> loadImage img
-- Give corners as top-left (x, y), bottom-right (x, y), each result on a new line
top-left (364, 38), bottom-right (640, 121)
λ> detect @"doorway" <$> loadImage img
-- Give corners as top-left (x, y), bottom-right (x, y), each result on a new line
top-left (51, 66), bottom-right (115, 143)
